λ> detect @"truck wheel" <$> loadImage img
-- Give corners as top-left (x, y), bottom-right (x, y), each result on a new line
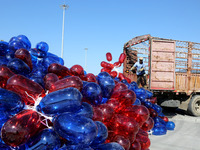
top-left (187, 95), bottom-right (200, 116)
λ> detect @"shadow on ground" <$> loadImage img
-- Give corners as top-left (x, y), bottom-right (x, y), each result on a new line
top-left (162, 107), bottom-right (189, 118)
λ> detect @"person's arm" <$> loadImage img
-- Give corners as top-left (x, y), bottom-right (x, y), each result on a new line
top-left (139, 68), bottom-right (144, 71)
top-left (139, 64), bottom-right (145, 72)
top-left (130, 63), bottom-right (137, 71)
top-left (130, 66), bottom-right (135, 71)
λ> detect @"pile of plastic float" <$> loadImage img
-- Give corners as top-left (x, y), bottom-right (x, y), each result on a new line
top-left (0, 35), bottom-right (175, 150)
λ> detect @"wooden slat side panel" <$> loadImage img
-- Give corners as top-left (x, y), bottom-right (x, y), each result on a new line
top-left (151, 72), bottom-right (174, 82)
top-left (175, 73), bottom-right (187, 91)
top-left (150, 40), bottom-right (176, 90)
top-left (152, 52), bottom-right (174, 62)
top-left (175, 73), bottom-right (200, 93)
top-left (152, 62), bottom-right (174, 71)
top-left (151, 82), bottom-right (174, 89)
top-left (190, 75), bottom-right (200, 91)
top-left (152, 41), bottom-right (175, 52)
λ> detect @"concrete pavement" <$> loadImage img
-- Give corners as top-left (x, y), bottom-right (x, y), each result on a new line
top-left (149, 112), bottom-right (200, 150)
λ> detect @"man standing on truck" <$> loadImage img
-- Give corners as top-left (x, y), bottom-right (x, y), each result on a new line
top-left (129, 57), bottom-right (147, 87)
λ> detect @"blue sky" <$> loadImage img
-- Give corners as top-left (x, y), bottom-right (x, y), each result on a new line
top-left (0, 0), bottom-right (200, 75)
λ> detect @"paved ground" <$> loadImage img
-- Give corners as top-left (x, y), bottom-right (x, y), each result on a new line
top-left (149, 109), bottom-right (200, 150)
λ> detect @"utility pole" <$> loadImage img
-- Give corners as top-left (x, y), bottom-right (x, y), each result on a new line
top-left (61, 4), bottom-right (69, 58)
top-left (84, 48), bottom-right (88, 71)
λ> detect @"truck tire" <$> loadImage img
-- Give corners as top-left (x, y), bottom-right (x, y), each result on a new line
top-left (187, 95), bottom-right (200, 116)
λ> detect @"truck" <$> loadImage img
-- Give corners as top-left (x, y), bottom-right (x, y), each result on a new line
top-left (123, 34), bottom-right (200, 116)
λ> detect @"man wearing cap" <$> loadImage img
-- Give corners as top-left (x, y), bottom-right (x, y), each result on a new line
top-left (129, 57), bottom-right (147, 87)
